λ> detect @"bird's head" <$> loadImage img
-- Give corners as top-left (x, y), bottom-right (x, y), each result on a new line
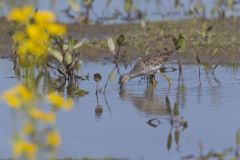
top-left (119, 74), bottom-right (130, 87)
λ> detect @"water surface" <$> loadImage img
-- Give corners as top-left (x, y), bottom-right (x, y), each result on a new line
top-left (0, 59), bottom-right (240, 159)
top-left (0, 0), bottom-right (238, 23)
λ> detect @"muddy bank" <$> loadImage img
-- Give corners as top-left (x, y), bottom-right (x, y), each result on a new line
top-left (1, 17), bottom-right (240, 64)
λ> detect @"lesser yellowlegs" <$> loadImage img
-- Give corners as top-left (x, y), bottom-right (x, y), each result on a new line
top-left (119, 46), bottom-right (180, 86)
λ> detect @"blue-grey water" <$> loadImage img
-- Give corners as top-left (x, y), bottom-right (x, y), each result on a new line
top-left (0, 58), bottom-right (240, 159)
top-left (0, 0), bottom-right (239, 23)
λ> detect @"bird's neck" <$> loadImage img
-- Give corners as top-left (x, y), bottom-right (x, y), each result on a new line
top-left (127, 72), bottom-right (136, 80)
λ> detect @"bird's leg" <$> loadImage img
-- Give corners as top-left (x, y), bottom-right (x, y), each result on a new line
top-left (160, 72), bottom-right (172, 89)
top-left (149, 74), bottom-right (157, 85)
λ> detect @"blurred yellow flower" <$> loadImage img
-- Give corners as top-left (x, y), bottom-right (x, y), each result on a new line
top-left (47, 92), bottom-right (74, 110)
top-left (23, 122), bottom-right (35, 135)
top-left (62, 98), bottom-right (74, 110)
top-left (8, 6), bottom-right (34, 24)
top-left (29, 109), bottom-right (56, 123)
top-left (46, 130), bottom-right (61, 147)
top-left (46, 23), bottom-right (66, 36)
top-left (26, 25), bottom-right (43, 40)
top-left (8, 6), bottom-right (67, 66)
top-left (13, 32), bottom-right (26, 43)
top-left (2, 84), bottom-right (32, 109)
top-left (13, 140), bottom-right (37, 160)
top-left (2, 90), bottom-right (22, 109)
top-left (33, 11), bottom-right (55, 24)
top-left (15, 85), bottom-right (32, 101)
top-left (47, 92), bottom-right (65, 108)
top-left (18, 39), bottom-right (47, 57)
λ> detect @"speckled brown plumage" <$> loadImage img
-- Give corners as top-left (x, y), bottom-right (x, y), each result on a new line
top-left (119, 48), bottom-right (178, 85)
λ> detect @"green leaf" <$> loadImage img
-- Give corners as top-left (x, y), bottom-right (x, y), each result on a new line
top-left (67, 0), bottom-right (80, 11)
top-left (167, 132), bottom-right (172, 151)
top-left (0, 0), bottom-right (4, 9)
top-left (198, 141), bottom-right (204, 153)
top-left (73, 40), bottom-right (85, 50)
top-left (140, 19), bottom-right (146, 30)
top-left (95, 105), bottom-right (103, 116)
top-left (48, 47), bottom-right (63, 63)
top-left (73, 89), bottom-right (89, 96)
top-left (63, 52), bottom-right (73, 65)
top-left (117, 34), bottom-right (125, 46)
top-left (75, 59), bottom-right (82, 71)
top-left (83, 0), bottom-right (93, 7)
top-left (94, 73), bottom-right (102, 82)
top-left (106, 0), bottom-right (112, 5)
top-left (67, 36), bottom-right (75, 52)
top-left (236, 128), bottom-right (240, 146)
top-left (108, 68), bottom-right (116, 82)
top-left (173, 37), bottom-right (178, 48)
top-left (107, 38), bottom-right (116, 54)
top-left (173, 103), bottom-right (179, 116)
top-left (124, 0), bottom-right (133, 13)
top-left (63, 44), bottom-right (69, 51)
top-left (166, 96), bottom-right (171, 113)
top-left (174, 129), bottom-right (180, 145)
top-left (177, 34), bottom-right (186, 50)
top-left (227, 0), bottom-right (234, 9)
top-left (174, 0), bottom-right (181, 10)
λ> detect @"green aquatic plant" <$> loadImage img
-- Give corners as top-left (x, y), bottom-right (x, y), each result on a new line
top-left (182, 128), bottom-right (240, 160)
top-left (94, 73), bottom-right (102, 95)
top-left (48, 36), bottom-right (84, 81)
top-left (173, 34), bottom-right (186, 79)
top-left (148, 96), bottom-right (187, 152)
top-left (166, 96), bottom-right (187, 152)
top-left (196, 22), bottom-right (214, 44)
top-left (107, 34), bottom-right (125, 61)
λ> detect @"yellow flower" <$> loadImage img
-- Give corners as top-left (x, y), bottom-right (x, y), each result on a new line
top-left (13, 140), bottom-right (37, 160)
top-left (8, 6), bottom-right (34, 24)
top-left (46, 130), bottom-right (61, 147)
top-left (9, 6), bottom-right (67, 66)
top-left (47, 92), bottom-right (65, 108)
top-left (29, 108), bottom-right (55, 123)
top-left (23, 122), bottom-right (35, 135)
top-left (18, 39), bottom-right (47, 57)
top-left (1, 84), bottom-right (32, 109)
top-left (2, 90), bottom-right (22, 109)
top-left (33, 11), bottom-right (55, 24)
top-left (15, 85), bottom-right (32, 101)
top-left (46, 23), bottom-right (66, 36)
top-left (62, 98), bottom-right (74, 110)
top-left (26, 25), bottom-right (42, 40)
top-left (47, 92), bottom-right (74, 110)
top-left (12, 32), bottom-right (26, 43)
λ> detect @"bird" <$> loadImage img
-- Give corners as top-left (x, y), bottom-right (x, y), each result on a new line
top-left (119, 46), bottom-right (180, 87)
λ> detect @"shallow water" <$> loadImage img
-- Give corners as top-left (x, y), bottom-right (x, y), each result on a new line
top-left (0, 0), bottom-right (238, 23)
top-left (0, 59), bottom-right (240, 159)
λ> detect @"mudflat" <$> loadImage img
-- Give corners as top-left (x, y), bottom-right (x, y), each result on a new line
top-left (1, 17), bottom-right (240, 64)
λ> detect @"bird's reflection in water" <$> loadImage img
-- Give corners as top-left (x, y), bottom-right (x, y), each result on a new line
top-left (119, 84), bottom-right (170, 116)
top-left (119, 83), bottom-right (188, 152)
